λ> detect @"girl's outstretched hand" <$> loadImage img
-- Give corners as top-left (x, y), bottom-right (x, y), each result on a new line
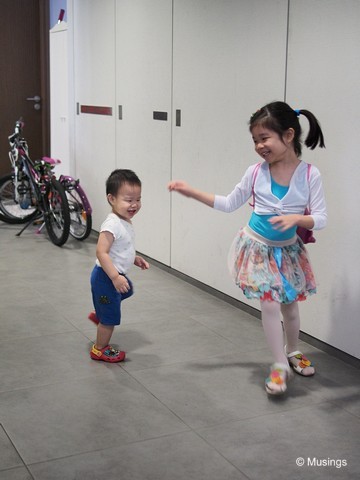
top-left (168, 180), bottom-right (193, 197)
top-left (168, 181), bottom-right (215, 207)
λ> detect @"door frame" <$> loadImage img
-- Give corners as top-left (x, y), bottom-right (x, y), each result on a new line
top-left (40, 0), bottom-right (50, 157)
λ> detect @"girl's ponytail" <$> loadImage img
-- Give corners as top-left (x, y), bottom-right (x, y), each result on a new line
top-left (297, 109), bottom-right (325, 150)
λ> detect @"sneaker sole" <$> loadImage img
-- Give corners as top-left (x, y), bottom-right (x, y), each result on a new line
top-left (90, 353), bottom-right (126, 363)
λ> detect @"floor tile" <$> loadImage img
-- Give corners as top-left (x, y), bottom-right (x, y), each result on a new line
top-left (1, 302), bottom-right (76, 342)
top-left (29, 431), bottom-right (247, 480)
top-left (198, 403), bottom-right (360, 480)
top-left (0, 425), bottom-right (23, 471)
top-left (0, 375), bottom-right (188, 464)
top-left (0, 331), bottom-right (121, 393)
top-left (116, 317), bottom-right (240, 371)
top-left (0, 468), bottom-right (33, 480)
top-left (130, 348), bottom-right (326, 429)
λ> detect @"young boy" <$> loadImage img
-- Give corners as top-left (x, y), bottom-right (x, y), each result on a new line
top-left (89, 169), bottom-right (149, 362)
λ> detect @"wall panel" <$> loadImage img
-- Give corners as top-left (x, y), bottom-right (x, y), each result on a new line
top-left (115, 0), bottom-right (172, 264)
top-left (286, 0), bottom-right (360, 357)
top-left (171, 0), bottom-right (288, 305)
top-left (73, 0), bottom-right (116, 230)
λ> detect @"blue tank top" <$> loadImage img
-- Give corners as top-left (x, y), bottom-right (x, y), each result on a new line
top-left (248, 177), bottom-right (297, 241)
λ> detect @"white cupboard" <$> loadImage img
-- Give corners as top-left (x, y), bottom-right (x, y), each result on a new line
top-left (66, 0), bottom-right (360, 358)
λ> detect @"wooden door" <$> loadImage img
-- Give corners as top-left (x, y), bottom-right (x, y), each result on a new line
top-left (0, 0), bottom-right (49, 176)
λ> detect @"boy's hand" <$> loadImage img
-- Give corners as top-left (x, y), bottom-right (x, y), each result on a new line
top-left (113, 275), bottom-right (130, 293)
top-left (134, 255), bottom-right (150, 270)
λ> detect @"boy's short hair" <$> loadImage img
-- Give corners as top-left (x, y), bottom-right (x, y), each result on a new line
top-left (106, 169), bottom-right (141, 197)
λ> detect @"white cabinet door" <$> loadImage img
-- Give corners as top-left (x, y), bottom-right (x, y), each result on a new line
top-left (73, 0), bottom-right (116, 230)
top-left (171, 0), bottom-right (288, 300)
top-left (115, 0), bottom-right (173, 264)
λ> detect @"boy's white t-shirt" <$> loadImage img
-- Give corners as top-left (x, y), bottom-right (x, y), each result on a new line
top-left (95, 213), bottom-right (135, 274)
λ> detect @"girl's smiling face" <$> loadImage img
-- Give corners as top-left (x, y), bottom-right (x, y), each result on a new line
top-left (107, 182), bottom-right (142, 222)
top-left (251, 125), bottom-right (294, 164)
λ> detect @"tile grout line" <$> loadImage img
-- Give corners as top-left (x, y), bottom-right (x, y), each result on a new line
top-left (0, 423), bottom-right (35, 479)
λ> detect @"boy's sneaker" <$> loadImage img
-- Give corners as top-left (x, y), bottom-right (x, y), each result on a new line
top-left (90, 344), bottom-right (126, 363)
top-left (88, 311), bottom-right (100, 325)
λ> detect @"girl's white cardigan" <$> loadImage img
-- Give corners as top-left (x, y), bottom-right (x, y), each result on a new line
top-left (214, 161), bottom-right (327, 230)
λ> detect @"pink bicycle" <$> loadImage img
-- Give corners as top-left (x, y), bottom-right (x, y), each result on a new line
top-left (42, 157), bottom-right (93, 241)
top-left (0, 120), bottom-right (92, 242)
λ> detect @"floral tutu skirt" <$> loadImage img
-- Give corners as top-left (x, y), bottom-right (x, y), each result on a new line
top-left (228, 226), bottom-right (316, 304)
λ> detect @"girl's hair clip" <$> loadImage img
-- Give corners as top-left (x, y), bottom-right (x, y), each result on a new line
top-left (294, 109), bottom-right (301, 116)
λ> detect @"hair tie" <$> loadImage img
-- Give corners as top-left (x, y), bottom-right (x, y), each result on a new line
top-left (294, 109), bottom-right (301, 117)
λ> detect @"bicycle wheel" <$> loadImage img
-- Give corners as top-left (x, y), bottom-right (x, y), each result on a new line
top-left (43, 178), bottom-right (70, 246)
top-left (0, 173), bottom-right (38, 224)
top-left (66, 186), bottom-right (92, 240)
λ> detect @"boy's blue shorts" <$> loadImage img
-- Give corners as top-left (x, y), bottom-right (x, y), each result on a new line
top-left (90, 265), bottom-right (133, 326)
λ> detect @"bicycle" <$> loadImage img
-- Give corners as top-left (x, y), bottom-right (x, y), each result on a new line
top-left (42, 157), bottom-right (93, 241)
top-left (0, 120), bottom-right (70, 246)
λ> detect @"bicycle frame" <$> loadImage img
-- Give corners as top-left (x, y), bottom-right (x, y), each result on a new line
top-left (41, 157), bottom-right (92, 215)
top-left (8, 130), bottom-right (41, 207)
top-left (59, 175), bottom-right (92, 214)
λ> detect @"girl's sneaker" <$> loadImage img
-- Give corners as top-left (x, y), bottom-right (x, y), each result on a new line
top-left (90, 344), bottom-right (126, 363)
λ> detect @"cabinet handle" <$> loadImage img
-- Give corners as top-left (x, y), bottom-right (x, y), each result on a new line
top-left (153, 111), bottom-right (168, 121)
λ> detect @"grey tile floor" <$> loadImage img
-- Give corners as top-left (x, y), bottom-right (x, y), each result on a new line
top-left (0, 222), bottom-right (359, 480)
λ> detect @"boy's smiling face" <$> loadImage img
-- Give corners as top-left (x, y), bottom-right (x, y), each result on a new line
top-left (108, 182), bottom-right (142, 222)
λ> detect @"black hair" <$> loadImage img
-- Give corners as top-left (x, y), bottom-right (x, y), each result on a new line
top-left (249, 101), bottom-right (325, 157)
top-left (106, 169), bottom-right (141, 197)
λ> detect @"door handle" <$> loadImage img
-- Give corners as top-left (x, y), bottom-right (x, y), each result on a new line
top-left (26, 95), bottom-right (41, 102)
top-left (26, 95), bottom-right (41, 110)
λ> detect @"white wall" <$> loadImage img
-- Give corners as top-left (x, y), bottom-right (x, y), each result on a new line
top-left (65, 0), bottom-right (360, 359)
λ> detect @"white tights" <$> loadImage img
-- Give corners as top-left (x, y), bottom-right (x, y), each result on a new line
top-left (260, 300), bottom-right (300, 364)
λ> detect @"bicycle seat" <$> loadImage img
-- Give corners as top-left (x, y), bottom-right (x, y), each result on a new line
top-left (42, 156), bottom-right (61, 165)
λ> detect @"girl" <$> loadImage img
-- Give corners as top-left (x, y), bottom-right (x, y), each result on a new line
top-left (168, 101), bottom-right (327, 395)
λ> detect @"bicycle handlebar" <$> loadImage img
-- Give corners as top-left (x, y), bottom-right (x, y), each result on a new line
top-left (9, 120), bottom-right (25, 144)
top-left (15, 119), bottom-right (24, 135)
